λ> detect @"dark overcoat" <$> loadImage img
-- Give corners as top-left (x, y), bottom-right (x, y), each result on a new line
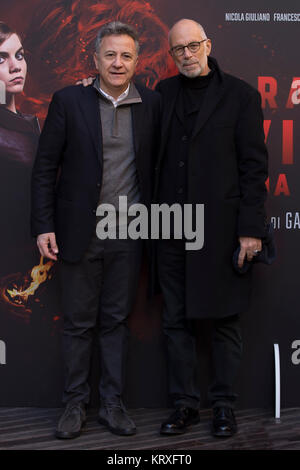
top-left (154, 57), bottom-right (268, 319)
top-left (31, 82), bottom-right (161, 263)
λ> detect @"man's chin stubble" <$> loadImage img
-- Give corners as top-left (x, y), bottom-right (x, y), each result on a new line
top-left (181, 69), bottom-right (202, 78)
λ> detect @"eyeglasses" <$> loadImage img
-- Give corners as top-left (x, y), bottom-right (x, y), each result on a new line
top-left (169, 39), bottom-right (208, 57)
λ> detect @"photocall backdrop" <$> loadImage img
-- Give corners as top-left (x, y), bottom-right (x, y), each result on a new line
top-left (0, 0), bottom-right (299, 409)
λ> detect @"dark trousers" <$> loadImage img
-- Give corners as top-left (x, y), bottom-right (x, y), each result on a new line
top-left (58, 233), bottom-right (142, 405)
top-left (157, 239), bottom-right (242, 410)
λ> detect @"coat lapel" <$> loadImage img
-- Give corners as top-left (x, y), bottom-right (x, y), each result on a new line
top-left (158, 77), bottom-right (181, 164)
top-left (131, 100), bottom-right (144, 159)
top-left (78, 85), bottom-right (102, 164)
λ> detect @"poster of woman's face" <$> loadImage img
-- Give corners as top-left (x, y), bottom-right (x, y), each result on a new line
top-left (0, 34), bottom-right (27, 97)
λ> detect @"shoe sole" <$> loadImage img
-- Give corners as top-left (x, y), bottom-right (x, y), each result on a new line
top-left (55, 421), bottom-right (86, 439)
top-left (212, 427), bottom-right (237, 438)
top-left (160, 416), bottom-right (200, 435)
top-left (98, 417), bottom-right (136, 436)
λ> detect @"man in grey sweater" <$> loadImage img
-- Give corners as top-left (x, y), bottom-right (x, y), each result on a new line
top-left (31, 21), bottom-right (160, 439)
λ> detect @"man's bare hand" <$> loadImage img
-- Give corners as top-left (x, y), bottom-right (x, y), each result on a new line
top-left (238, 236), bottom-right (262, 268)
top-left (37, 232), bottom-right (59, 261)
top-left (75, 77), bottom-right (95, 87)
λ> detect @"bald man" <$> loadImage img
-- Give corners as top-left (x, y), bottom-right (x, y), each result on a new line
top-left (154, 19), bottom-right (268, 437)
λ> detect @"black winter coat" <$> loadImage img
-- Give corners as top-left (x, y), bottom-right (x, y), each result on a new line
top-left (154, 57), bottom-right (268, 319)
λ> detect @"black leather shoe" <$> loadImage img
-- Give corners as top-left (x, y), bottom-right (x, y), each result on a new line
top-left (160, 407), bottom-right (200, 435)
top-left (212, 406), bottom-right (237, 437)
top-left (55, 402), bottom-right (86, 439)
top-left (98, 403), bottom-right (136, 436)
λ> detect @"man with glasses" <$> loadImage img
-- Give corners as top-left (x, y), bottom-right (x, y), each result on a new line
top-left (154, 19), bottom-right (268, 437)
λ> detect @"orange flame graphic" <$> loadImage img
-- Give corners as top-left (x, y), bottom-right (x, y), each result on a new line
top-left (6, 256), bottom-right (54, 305)
top-left (0, 257), bottom-right (54, 317)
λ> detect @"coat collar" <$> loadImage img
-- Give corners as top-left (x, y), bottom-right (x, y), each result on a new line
top-left (160, 57), bottom-right (226, 143)
top-left (0, 105), bottom-right (40, 135)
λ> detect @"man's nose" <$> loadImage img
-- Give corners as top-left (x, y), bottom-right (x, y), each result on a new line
top-left (183, 47), bottom-right (193, 59)
top-left (112, 55), bottom-right (123, 67)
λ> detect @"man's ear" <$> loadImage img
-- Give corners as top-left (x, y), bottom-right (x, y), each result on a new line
top-left (205, 39), bottom-right (212, 56)
top-left (93, 52), bottom-right (99, 70)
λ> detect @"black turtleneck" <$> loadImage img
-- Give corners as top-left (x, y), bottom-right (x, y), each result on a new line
top-left (178, 67), bottom-right (215, 136)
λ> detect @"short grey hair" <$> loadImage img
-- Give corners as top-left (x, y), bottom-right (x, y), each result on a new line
top-left (95, 21), bottom-right (140, 54)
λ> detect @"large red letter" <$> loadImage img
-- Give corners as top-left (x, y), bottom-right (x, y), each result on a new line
top-left (282, 120), bottom-right (293, 165)
top-left (274, 174), bottom-right (290, 196)
top-left (258, 77), bottom-right (278, 109)
top-left (263, 120), bottom-right (271, 142)
top-left (286, 78), bottom-right (300, 108)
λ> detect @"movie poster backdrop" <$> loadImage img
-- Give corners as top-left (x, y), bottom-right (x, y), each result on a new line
top-left (0, 0), bottom-right (299, 408)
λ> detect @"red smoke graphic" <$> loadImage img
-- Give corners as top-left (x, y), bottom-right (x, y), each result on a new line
top-left (19, 0), bottom-right (176, 121)
top-left (2, 0), bottom-right (172, 338)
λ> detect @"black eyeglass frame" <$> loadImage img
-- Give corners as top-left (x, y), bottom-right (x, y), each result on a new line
top-left (169, 39), bottom-right (208, 57)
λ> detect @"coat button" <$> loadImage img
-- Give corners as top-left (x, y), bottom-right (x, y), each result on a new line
top-left (178, 187), bottom-right (183, 194)
top-left (182, 135), bottom-right (188, 142)
top-left (178, 160), bottom-right (185, 167)
top-left (97, 183), bottom-right (101, 187)
top-left (92, 209), bottom-right (96, 214)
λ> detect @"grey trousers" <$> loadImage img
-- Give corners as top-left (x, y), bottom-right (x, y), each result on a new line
top-left (58, 233), bottom-right (142, 405)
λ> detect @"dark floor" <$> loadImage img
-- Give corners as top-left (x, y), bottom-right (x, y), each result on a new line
top-left (0, 407), bottom-right (299, 450)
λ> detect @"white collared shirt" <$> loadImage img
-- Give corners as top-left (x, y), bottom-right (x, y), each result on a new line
top-left (99, 84), bottom-right (130, 108)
